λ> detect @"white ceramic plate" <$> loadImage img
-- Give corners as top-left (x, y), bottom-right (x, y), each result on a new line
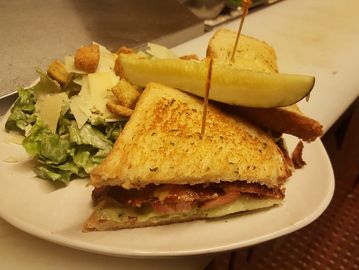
top-left (0, 117), bottom-right (334, 258)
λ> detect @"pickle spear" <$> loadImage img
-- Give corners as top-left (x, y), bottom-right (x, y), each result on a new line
top-left (210, 63), bottom-right (315, 108)
top-left (119, 54), bottom-right (210, 97)
top-left (119, 53), bottom-right (314, 108)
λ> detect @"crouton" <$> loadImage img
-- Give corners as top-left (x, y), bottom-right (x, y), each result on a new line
top-left (74, 44), bottom-right (100, 73)
top-left (47, 60), bottom-right (68, 85)
top-left (180, 54), bottom-right (199, 61)
top-left (106, 101), bottom-right (133, 117)
top-left (114, 47), bottom-right (135, 76)
top-left (114, 56), bottom-right (123, 77)
top-left (116, 46), bottom-right (135, 56)
top-left (111, 79), bottom-right (140, 109)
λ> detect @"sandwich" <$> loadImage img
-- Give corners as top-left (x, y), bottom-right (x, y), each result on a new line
top-left (83, 29), bottom-right (319, 231)
top-left (207, 29), bottom-right (323, 142)
top-left (84, 82), bottom-right (293, 231)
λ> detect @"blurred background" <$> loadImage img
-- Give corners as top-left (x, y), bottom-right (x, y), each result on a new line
top-left (0, 0), bottom-right (280, 100)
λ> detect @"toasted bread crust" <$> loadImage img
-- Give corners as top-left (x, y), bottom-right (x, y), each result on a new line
top-left (207, 29), bottom-right (278, 73)
top-left (235, 105), bottom-right (323, 142)
top-left (90, 83), bottom-right (291, 189)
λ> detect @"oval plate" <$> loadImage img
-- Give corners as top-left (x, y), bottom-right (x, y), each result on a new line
top-left (0, 118), bottom-right (334, 258)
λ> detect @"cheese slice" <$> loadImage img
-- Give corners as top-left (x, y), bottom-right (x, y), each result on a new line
top-left (96, 43), bottom-right (117, 73)
top-left (146, 43), bottom-right (178, 59)
top-left (70, 95), bottom-right (92, 128)
top-left (88, 72), bottom-right (119, 118)
top-left (70, 75), bottom-right (92, 128)
top-left (64, 43), bottom-right (120, 125)
top-left (79, 75), bottom-right (90, 97)
top-left (37, 93), bottom-right (68, 133)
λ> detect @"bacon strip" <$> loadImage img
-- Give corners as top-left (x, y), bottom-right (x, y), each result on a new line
top-left (92, 181), bottom-right (284, 214)
top-left (292, 141), bottom-right (306, 169)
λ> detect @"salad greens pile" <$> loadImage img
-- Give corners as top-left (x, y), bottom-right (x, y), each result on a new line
top-left (5, 71), bottom-right (126, 185)
top-left (4, 42), bottom-right (174, 185)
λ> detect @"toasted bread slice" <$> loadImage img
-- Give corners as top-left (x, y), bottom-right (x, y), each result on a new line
top-left (90, 83), bottom-right (292, 189)
top-left (234, 105), bottom-right (323, 142)
top-left (207, 29), bottom-right (278, 73)
top-left (207, 29), bottom-right (323, 141)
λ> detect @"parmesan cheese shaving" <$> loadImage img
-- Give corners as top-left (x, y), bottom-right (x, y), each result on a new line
top-left (70, 95), bottom-right (91, 128)
top-left (96, 43), bottom-right (117, 72)
top-left (36, 93), bottom-right (68, 133)
top-left (88, 72), bottom-right (119, 118)
top-left (146, 43), bottom-right (178, 59)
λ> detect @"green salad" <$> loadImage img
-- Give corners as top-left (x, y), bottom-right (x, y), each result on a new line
top-left (4, 42), bottom-right (178, 184)
top-left (5, 44), bottom-right (128, 184)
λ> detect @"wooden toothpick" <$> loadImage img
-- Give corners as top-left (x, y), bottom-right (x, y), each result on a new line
top-left (200, 58), bottom-right (212, 139)
top-left (230, 0), bottom-right (252, 62)
top-left (201, 1), bottom-right (251, 138)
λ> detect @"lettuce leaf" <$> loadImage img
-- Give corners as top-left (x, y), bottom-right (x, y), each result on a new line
top-left (31, 69), bottom-right (62, 96)
top-left (23, 120), bottom-right (69, 164)
top-left (5, 88), bottom-right (37, 133)
top-left (34, 166), bottom-right (72, 184)
top-left (21, 114), bottom-right (125, 183)
top-left (68, 121), bottom-right (112, 152)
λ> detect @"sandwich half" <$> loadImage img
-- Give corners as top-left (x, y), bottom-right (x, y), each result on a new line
top-left (84, 82), bottom-right (293, 231)
top-left (207, 29), bottom-right (323, 142)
